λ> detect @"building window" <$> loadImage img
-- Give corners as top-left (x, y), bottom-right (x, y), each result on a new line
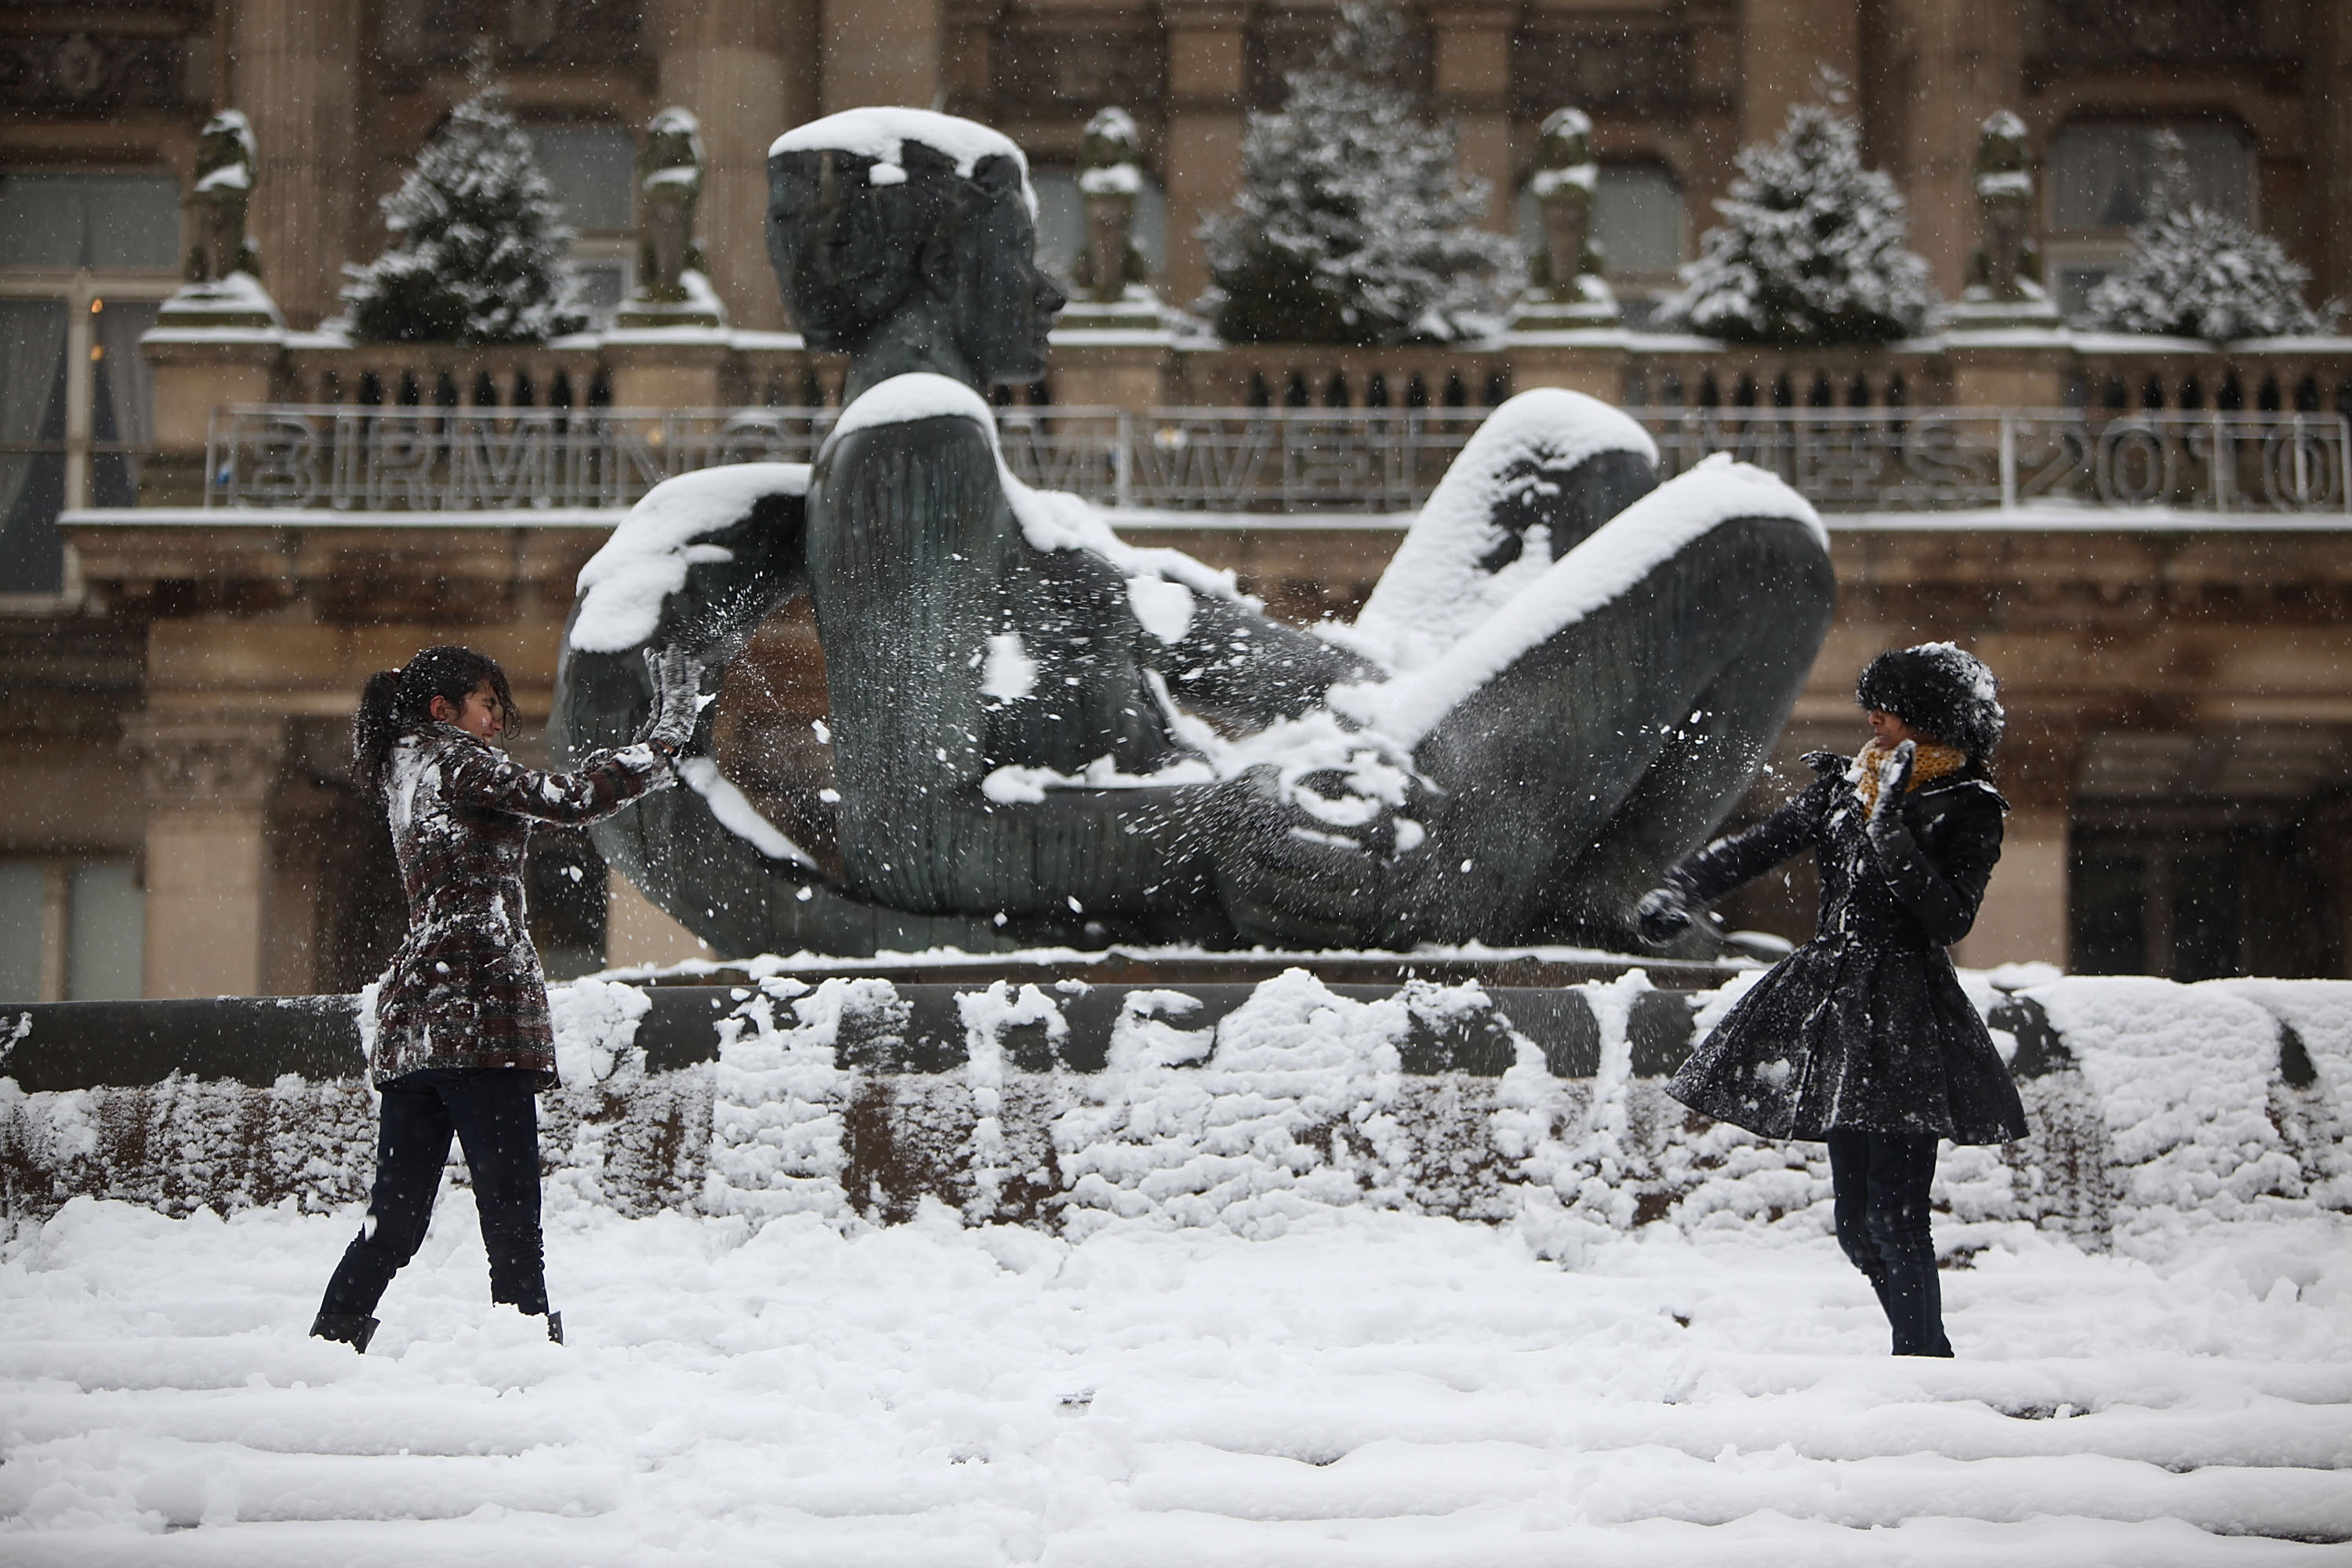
top-left (527, 125), bottom-right (635, 330)
top-left (1027, 166), bottom-right (1169, 285)
top-left (0, 858), bottom-right (144, 1001)
top-left (0, 172), bottom-right (181, 272)
top-left (2045, 122), bottom-right (2256, 316)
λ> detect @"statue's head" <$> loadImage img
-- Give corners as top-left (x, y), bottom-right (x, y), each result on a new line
top-left (766, 108), bottom-right (1064, 386)
top-left (644, 107), bottom-right (706, 191)
top-left (1534, 107), bottom-right (1592, 174)
top-left (194, 110), bottom-right (256, 187)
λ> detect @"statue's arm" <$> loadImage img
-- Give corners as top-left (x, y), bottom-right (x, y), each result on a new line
top-left (1139, 590), bottom-right (1382, 726)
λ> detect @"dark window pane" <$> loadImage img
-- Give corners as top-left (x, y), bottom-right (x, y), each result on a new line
top-left (0, 173), bottom-right (180, 270)
top-left (2071, 850), bottom-right (2145, 975)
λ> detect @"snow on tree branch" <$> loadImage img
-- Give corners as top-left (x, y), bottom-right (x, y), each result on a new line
top-left (1194, 0), bottom-right (1521, 347)
top-left (343, 89), bottom-right (588, 345)
top-left (2078, 131), bottom-right (2332, 342)
top-left (1658, 82), bottom-right (1933, 347)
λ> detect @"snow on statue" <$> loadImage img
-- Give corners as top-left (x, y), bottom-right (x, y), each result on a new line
top-left (554, 107), bottom-right (1838, 959)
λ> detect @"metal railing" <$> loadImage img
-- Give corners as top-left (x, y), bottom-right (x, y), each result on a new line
top-left (203, 404), bottom-right (2352, 517)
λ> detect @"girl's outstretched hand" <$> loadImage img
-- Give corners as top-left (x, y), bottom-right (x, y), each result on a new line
top-left (1635, 885), bottom-right (1695, 946)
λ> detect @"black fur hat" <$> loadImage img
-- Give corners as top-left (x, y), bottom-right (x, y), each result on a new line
top-left (1856, 643), bottom-right (2004, 759)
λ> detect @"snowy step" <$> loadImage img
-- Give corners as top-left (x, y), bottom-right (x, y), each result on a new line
top-left (6, 1199), bottom-right (2350, 1561)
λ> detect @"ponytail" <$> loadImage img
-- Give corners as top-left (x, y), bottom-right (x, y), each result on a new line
top-left (350, 645), bottom-right (517, 800)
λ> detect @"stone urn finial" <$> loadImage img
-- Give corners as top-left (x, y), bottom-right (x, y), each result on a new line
top-left (1515, 107), bottom-right (1617, 329)
top-left (1072, 107), bottom-right (1150, 306)
top-left (1951, 109), bottom-right (2058, 330)
top-left (615, 106), bottom-right (725, 329)
top-left (158, 110), bottom-right (283, 328)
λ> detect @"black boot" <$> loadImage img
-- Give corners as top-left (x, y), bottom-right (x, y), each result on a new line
top-left (310, 1311), bottom-right (379, 1354)
top-left (544, 1310), bottom-right (564, 1345)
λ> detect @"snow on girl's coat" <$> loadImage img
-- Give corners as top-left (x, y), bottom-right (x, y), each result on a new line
top-left (372, 726), bottom-right (673, 1087)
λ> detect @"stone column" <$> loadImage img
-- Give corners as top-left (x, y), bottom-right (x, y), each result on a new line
top-left (1868, 0), bottom-right (2026, 298)
top-left (607, 867), bottom-right (714, 969)
top-left (2321, 0), bottom-right (2352, 308)
top-left (1428, 1), bottom-right (1515, 234)
top-left (1953, 719), bottom-right (2078, 971)
top-left (819, 0), bottom-right (941, 114)
top-left (656, 0), bottom-right (813, 333)
top-left (1740, 0), bottom-right (1858, 147)
top-left (124, 714), bottom-right (288, 1000)
top-left (229, 0), bottom-right (361, 329)
top-left (1162, 1), bottom-right (1251, 311)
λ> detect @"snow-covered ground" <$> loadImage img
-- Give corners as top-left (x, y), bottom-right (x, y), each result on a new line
top-left (5, 1194), bottom-right (2349, 1564)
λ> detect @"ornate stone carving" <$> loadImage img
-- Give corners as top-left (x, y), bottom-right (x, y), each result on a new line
top-left (1511, 25), bottom-right (1692, 120)
top-left (0, 29), bottom-right (192, 117)
top-left (993, 21), bottom-right (1167, 123)
top-left (615, 107), bottom-right (724, 329)
top-left (1516, 107), bottom-right (1618, 329)
top-left (160, 111), bottom-right (285, 330)
top-left (1069, 107), bottom-right (1150, 305)
top-left (1951, 111), bottom-right (2060, 332)
top-left (124, 714), bottom-right (289, 811)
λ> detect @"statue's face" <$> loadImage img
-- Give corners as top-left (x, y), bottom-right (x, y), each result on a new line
top-left (960, 172), bottom-right (1065, 386)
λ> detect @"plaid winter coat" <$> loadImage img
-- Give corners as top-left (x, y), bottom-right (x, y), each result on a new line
top-left (372, 724), bottom-right (673, 1087)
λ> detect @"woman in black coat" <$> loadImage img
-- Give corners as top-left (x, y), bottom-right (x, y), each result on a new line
top-left (1635, 643), bottom-right (2027, 1357)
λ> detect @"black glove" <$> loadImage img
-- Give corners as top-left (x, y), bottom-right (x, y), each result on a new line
top-left (1867, 739), bottom-right (1915, 834)
top-left (1635, 884), bottom-right (1696, 947)
top-left (637, 647), bottom-right (703, 756)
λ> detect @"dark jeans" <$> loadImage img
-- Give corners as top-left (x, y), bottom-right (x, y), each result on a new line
top-left (320, 1067), bottom-right (548, 1319)
top-left (1826, 1128), bottom-right (1951, 1357)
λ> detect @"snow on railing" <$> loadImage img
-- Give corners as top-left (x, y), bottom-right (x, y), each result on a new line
top-left (201, 403), bottom-right (2352, 517)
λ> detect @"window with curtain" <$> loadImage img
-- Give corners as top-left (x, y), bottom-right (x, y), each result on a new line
top-left (0, 861), bottom-right (42, 1002)
top-left (2048, 124), bottom-right (2256, 234)
top-left (0, 173), bottom-right (181, 271)
top-left (0, 299), bottom-right (70, 593)
top-left (66, 861), bottom-right (143, 1000)
top-left (2046, 124), bottom-right (2257, 315)
top-left (528, 125), bottom-right (636, 234)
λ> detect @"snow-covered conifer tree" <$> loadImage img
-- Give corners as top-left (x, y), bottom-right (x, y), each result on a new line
top-left (1659, 81), bottom-right (1932, 345)
top-left (343, 90), bottom-right (586, 343)
top-left (2080, 132), bottom-right (2328, 340)
top-left (1196, 1), bottom-right (1519, 346)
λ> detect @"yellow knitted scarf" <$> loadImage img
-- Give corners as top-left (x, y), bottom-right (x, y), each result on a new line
top-left (1849, 740), bottom-right (1968, 813)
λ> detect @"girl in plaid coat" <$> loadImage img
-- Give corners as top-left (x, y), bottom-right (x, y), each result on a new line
top-left (310, 643), bottom-right (699, 1352)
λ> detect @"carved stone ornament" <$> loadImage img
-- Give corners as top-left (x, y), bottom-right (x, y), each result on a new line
top-left (615, 107), bottom-right (725, 329)
top-left (158, 111), bottom-right (285, 331)
top-left (1066, 107), bottom-right (1153, 311)
top-left (123, 714), bottom-right (289, 811)
top-left (1951, 110), bottom-right (2060, 331)
top-left (1515, 107), bottom-right (1618, 329)
top-left (554, 107), bottom-right (1833, 961)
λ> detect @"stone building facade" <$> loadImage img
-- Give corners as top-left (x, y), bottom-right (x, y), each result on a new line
top-left (4, 0), bottom-right (2350, 1000)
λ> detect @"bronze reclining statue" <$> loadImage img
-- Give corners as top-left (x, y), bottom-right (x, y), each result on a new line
top-left (554, 108), bottom-right (1835, 960)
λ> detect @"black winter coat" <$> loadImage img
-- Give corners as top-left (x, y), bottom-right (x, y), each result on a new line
top-left (1665, 750), bottom-right (2029, 1145)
